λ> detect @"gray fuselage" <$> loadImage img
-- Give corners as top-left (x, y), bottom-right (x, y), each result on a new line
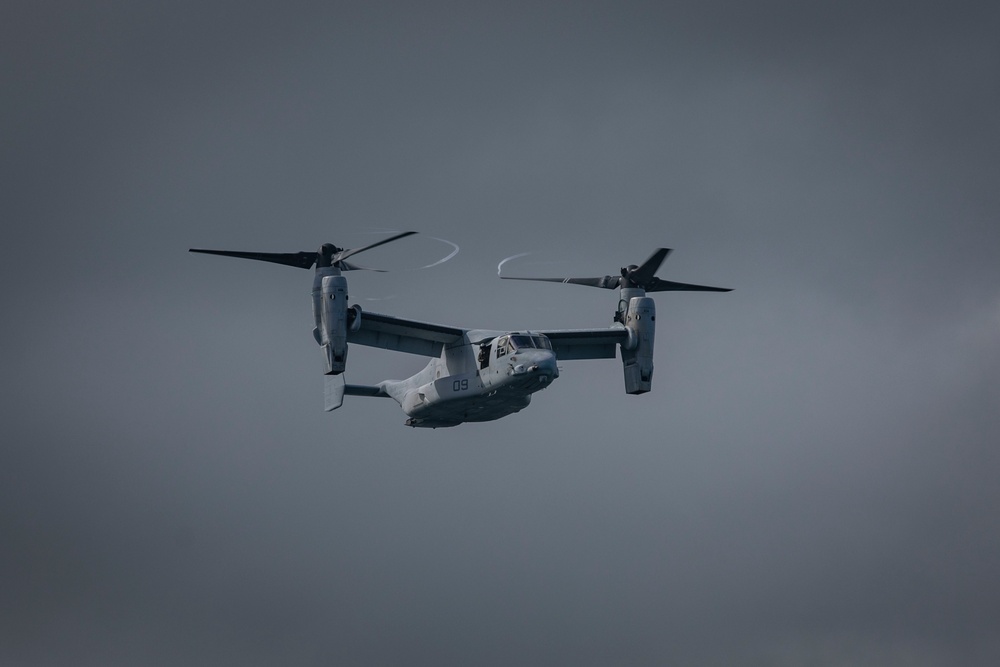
top-left (379, 333), bottom-right (559, 428)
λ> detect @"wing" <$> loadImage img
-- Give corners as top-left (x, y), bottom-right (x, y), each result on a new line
top-left (538, 327), bottom-right (630, 360)
top-left (348, 310), bottom-right (466, 356)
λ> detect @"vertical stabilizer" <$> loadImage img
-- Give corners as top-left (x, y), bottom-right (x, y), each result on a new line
top-left (324, 375), bottom-right (346, 411)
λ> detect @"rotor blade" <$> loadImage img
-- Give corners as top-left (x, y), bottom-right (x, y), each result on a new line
top-left (338, 260), bottom-right (387, 272)
top-left (189, 248), bottom-right (318, 269)
top-left (631, 248), bottom-right (672, 285)
top-left (501, 275), bottom-right (622, 289)
top-left (336, 231), bottom-right (417, 262)
top-left (645, 277), bottom-right (732, 292)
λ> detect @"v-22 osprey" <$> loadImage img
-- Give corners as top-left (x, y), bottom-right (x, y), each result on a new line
top-left (191, 233), bottom-right (730, 428)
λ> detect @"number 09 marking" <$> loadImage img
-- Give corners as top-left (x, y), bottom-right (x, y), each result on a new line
top-left (452, 379), bottom-right (469, 392)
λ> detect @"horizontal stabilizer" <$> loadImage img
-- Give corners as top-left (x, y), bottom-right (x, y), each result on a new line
top-left (345, 384), bottom-right (389, 398)
top-left (325, 377), bottom-right (390, 411)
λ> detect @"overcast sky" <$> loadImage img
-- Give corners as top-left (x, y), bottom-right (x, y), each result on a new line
top-left (3, 1), bottom-right (999, 665)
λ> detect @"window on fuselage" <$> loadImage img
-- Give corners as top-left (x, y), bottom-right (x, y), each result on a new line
top-left (495, 336), bottom-right (509, 358)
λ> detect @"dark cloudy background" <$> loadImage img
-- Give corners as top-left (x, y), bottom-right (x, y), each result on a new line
top-left (3, 1), bottom-right (999, 664)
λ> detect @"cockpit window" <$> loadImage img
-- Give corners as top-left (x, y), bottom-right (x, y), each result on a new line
top-left (508, 334), bottom-right (553, 351)
top-left (509, 335), bottom-right (532, 350)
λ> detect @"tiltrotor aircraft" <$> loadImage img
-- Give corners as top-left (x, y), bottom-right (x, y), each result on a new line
top-left (191, 232), bottom-right (730, 428)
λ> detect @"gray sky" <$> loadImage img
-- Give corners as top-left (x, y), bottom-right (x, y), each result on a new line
top-left (3, 1), bottom-right (999, 665)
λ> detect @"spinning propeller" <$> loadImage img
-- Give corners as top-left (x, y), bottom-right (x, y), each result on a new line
top-left (189, 231), bottom-right (417, 271)
top-left (500, 248), bottom-right (731, 292)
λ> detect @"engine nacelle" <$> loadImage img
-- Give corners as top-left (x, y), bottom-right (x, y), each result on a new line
top-left (621, 296), bottom-right (655, 394)
top-left (318, 274), bottom-right (349, 375)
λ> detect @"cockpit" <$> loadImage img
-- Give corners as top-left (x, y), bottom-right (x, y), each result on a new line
top-left (507, 334), bottom-right (552, 351)
top-left (480, 333), bottom-right (553, 369)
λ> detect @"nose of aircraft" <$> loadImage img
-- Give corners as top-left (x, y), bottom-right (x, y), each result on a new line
top-left (523, 350), bottom-right (559, 382)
